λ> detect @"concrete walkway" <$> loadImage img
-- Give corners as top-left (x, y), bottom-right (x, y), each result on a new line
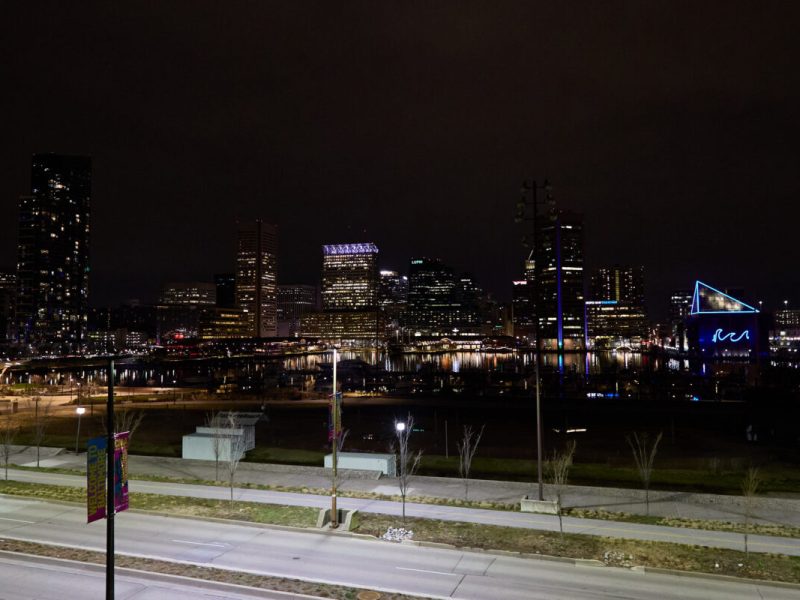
top-left (6, 445), bottom-right (800, 528)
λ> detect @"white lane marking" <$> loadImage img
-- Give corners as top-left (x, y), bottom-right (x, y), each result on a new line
top-left (396, 566), bottom-right (459, 577)
top-left (171, 539), bottom-right (227, 548)
top-left (0, 517), bottom-right (35, 523)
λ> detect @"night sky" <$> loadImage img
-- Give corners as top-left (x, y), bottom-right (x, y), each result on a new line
top-left (2, 2), bottom-right (799, 318)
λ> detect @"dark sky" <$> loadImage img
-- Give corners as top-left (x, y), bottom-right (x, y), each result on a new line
top-left (2, 2), bottom-right (799, 318)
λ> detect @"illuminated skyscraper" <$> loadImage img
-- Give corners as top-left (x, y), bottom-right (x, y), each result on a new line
top-left (534, 211), bottom-right (586, 350)
top-left (15, 154), bottom-right (91, 353)
top-left (321, 243), bottom-right (379, 310)
top-left (405, 258), bottom-right (483, 337)
top-left (0, 270), bottom-right (16, 341)
top-left (277, 284), bottom-right (317, 336)
top-left (301, 243), bottom-right (381, 341)
top-left (235, 220), bottom-right (278, 337)
top-left (586, 265), bottom-right (648, 348)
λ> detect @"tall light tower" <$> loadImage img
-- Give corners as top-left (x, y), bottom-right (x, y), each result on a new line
top-left (515, 179), bottom-right (553, 501)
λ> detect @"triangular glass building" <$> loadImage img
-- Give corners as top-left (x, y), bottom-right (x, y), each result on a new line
top-left (690, 281), bottom-right (758, 315)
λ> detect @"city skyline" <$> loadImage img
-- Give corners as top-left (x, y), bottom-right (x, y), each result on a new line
top-left (1, 4), bottom-right (799, 317)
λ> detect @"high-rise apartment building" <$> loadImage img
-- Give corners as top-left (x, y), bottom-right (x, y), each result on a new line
top-left (16, 154), bottom-right (91, 353)
top-left (321, 243), bottom-right (379, 310)
top-left (533, 211), bottom-right (586, 350)
top-left (236, 220), bottom-right (278, 337)
top-left (586, 265), bottom-right (648, 348)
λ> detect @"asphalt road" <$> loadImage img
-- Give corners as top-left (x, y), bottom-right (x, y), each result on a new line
top-left (7, 468), bottom-right (800, 557)
top-left (0, 552), bottom-right (312, 599)
top-left (0, 496), bottom-right (797, 599)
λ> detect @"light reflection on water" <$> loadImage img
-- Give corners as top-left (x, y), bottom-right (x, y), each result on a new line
top-left (281, 350), bottom-right (686, 374)
top-left (11, 350), bottom-right (781, 386)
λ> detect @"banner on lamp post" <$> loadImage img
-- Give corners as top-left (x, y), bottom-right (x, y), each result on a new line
top-left (114, 431), bottom-right (129, 513)
top-left (86, 431), bottom-right (129, 523)
top-left (86, 436), bottom-right (107, 523)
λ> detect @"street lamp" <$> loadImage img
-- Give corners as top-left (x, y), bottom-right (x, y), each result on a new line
top-left (75, 406), bottom-right (86, 454)
top-left (395, 421), bottom-right (406, 433)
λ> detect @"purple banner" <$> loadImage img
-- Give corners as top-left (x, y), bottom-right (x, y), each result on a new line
top-left (114, 431), bottom-right (129, 513)
top-left (86, 436), bottom-right (106, 523)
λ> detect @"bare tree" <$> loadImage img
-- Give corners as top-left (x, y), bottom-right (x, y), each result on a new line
top-left (225, 412), bottom-right (247, 505)
top-left (76, 379), bottom-right (98, 404)
top-left (457, 424), bottom-right (485, 501)
top-left (391, 413), bottom-right (423, 524)
top-left (28, 397), bottom-right (52, 468)
top-left (626, 431), bottom-right (663, 515)
top-left (1, 412), bottom-right (19, 480)
top-left (741, 466), bottom-right (761, 558)
top-left (548, 439), bottom-right (577, 539)
top-left (206, 411), bottom-right (224, 481)
top-left (99, 409), bottom-right (145, 443)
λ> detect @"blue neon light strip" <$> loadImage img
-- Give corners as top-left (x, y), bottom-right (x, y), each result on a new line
top-left (712, 328), bottom-right (750, 343)
top-left (689, 280), bottom-right (758, 314)
top-left (556, 220), bottom-right (563, 349)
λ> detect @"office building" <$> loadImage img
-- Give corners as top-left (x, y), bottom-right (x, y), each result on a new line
top-left (511, 250), bottom-right (537, 343)
top-left (236, 220), bottom-right (278, 337)
top-left (277, 284), bottom-right (317, 337)
top-left (198, 307), bottom-right (251, 340)
top-left (586, 265), bottom-right (648, 349)
top-left (301, 243), bottom-right (380, 342)
top-left (668, 289), bottom-right (693, 351)
top-left (160, 282), bottom-right (216, 306)
top-left (405, 258), bottom-right (483, 337)
top-left (321, 243), bottom-right (379, 310)
top-left (512, 280), bottom-right (535, 342)
top-left (379, 269), bottom-right (409, 338)
top-left (533, 211), bottom-right (586, 350)
top-left (15, 154), bottom-right (91, 353)
top-left (214, 273), bottom-right (236, 308)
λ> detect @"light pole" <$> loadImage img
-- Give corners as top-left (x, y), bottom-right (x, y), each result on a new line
top-left (517, 179), bottom-right (552, 501)
top-left (74, 406), bottom-right (86, 453)
top-left (330, 348), bottom-right (340, 528)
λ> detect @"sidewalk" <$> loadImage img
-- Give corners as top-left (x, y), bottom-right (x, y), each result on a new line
top-left (7, 445), bottom-right (800, 528)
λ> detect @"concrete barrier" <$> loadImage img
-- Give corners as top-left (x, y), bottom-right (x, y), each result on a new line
top-left (520, 496), bottom-right (559, 514)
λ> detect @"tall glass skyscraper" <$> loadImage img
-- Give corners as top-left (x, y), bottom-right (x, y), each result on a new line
top-left (321, 243), bottom-right (379, 310)
top-left (16, 154), bottom-right (91, 353)
top-left (235, 220), bottom-right (278, 337)
top-left (534, 211), bottom-right (586, 350)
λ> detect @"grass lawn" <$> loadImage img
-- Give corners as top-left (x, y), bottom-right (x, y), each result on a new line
top-left (352, 513), bottom-right (800, 584)
top-left (0, 480), bottom-right (318, 528)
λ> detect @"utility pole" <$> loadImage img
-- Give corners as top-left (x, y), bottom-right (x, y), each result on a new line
top-left (330, 348), bottom-right (339, 528)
